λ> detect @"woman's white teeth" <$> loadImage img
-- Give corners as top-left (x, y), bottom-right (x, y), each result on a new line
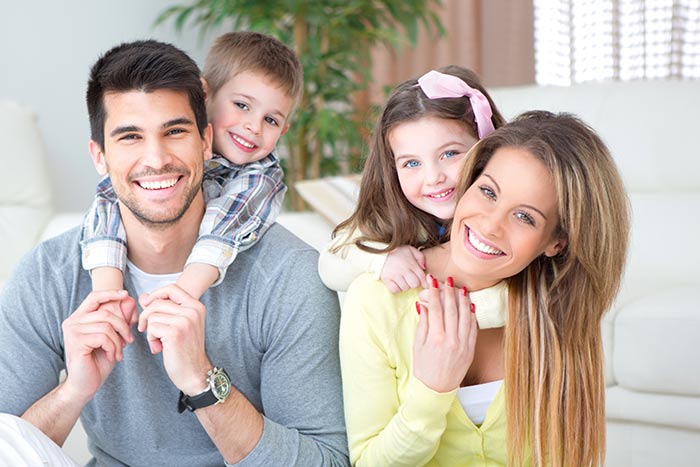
top-left (139, 178), bottom-right (177, 190)
top-left (233, 134), bottom-right (254, 148)
top-left (468, 229), bottom-right (503, 255)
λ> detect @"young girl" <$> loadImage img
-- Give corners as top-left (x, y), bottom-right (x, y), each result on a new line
top-left (340, 111), bottom-right (631, 466)
top-left (319, 65), bottom-right (508, 328)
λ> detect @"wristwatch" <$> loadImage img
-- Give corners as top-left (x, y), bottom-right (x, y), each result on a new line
top-left (178, 367), bottom-right (231, 413)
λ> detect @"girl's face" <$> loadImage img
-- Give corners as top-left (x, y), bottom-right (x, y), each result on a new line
top-left (390, 116), bottom-right (477, 222)
top-left (450, 146), bottom-right (566, 288)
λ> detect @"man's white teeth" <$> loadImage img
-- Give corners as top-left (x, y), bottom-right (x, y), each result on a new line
top-left (233, 134), bottom-right (254, 148)
top-left (139, 178), bottom-right (177, 190)
top-left (468, 229), bottom-right (503, 255)
top-left (429, 188), bottom-right (453, 199)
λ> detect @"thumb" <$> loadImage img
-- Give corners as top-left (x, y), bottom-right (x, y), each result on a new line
top-left (120, 296), bottom-right (139, 326)
top-left (411, 247), bottom-right (426, 270)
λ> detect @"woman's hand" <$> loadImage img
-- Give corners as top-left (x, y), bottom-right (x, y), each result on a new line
top-left (413, 275), bottom-right (477, 393)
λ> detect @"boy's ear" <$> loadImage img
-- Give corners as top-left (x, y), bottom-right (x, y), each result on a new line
top-left (544, 234), bottom-right (568, 257)
top-left (202, 123), bottom-right (213, 161)
top-left (201, 77), bottom-right (209, 101)
top-left (88, 140), bottom-right (108, 176)
top-left (280, 124), bottom-right (290, 137)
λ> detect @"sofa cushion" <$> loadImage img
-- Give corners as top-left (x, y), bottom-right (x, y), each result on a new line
top-left (607, 386), bottom-right (700, 432)
top-left (0, 101), bottom-right (53, 284)
top-left (613, 285), bottom-right (700, 396)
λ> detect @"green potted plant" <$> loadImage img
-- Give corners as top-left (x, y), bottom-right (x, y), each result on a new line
top-left (158, 0), bottom-right (444, 210)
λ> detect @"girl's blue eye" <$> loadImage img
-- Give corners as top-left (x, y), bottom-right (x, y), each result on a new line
top-left (404, 160), bottom-right (420, 168)
top-left (442, 150), bottom-right (459, 159)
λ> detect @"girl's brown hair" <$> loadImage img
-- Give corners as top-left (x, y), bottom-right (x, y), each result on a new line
top-left (333, 65), bottom-right (505, 253)
top-left (459, 111), bottom-right (631, 466)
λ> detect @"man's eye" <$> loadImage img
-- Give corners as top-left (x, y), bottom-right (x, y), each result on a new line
top-left (119, 134), bottom-right (139, 141)
top-left (167, 128), bottom-right (186, 136)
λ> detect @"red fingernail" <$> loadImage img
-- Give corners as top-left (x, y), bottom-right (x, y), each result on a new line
top-left (461, 287), bottom-right (467, 297)
top-left (415, 301), bottom-right (421, 315)
top-left (431, 276), bottom-right (438, 288)
top-left (470, 303), bottom-right (476, 314)
top-left (446, 276), bottom-right (454, 288)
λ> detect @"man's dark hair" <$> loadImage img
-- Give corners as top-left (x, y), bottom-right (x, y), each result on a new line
top-left (86, 40), bottom-right (207, 148)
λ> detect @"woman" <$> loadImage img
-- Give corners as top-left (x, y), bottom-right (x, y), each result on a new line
top-left (340, 111), bottom-right (630, 466)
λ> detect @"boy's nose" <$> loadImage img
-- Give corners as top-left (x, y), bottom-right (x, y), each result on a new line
top-left (245, 117), bottom-right (261, 135)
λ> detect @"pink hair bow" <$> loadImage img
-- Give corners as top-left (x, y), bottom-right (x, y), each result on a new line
top-left (417, 70), bottom-right (495, 139)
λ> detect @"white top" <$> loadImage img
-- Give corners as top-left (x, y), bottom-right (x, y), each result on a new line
top-left (126, 259), bottom-right (181, 297)
top-left (456, 379), bottom-right (504, 426)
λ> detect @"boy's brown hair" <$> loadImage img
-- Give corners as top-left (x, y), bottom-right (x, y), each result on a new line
top-left (203, 31), bottom-right (304, 110)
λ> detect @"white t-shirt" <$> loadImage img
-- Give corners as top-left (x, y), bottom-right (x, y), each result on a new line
top-left (456, 379), bottom-right (504, 426)
top-left (126, 259), bottom-right (181, 297)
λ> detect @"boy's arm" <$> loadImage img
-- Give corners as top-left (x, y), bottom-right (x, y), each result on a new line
top-left (81, 175), bottom-right (127, 291)
top-left (318, 226), bottom-right (388, 292)
top-left (179, 155), bottom-right (286, 296)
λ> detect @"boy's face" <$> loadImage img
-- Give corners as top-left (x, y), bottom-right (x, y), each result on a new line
top-left (207, 70), bottom-right (294, 165)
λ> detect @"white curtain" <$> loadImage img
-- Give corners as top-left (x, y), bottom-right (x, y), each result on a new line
top-left (534, 0), bottom-right (700, 84)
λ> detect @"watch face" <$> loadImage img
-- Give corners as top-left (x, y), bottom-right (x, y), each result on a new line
top-left (211, 371), bottom-right (231, 401)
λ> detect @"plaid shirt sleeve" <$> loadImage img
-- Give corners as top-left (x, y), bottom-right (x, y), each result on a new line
top-left (187, 153), bottom-right (287, 285)
top-left (80, 175), bottom-right (128, 272)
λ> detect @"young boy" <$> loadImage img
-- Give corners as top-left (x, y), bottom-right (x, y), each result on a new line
top-left (81, 32), bottom-right (303, 300)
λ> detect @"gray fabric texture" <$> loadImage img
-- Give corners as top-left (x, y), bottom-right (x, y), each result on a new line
top-left (0, 224), bottom-right (348, 467)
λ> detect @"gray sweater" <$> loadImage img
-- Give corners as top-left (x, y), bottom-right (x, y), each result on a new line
top-left (0, 224), bottom-right (349, 467)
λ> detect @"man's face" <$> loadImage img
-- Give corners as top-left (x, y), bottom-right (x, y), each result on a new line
top-left (90, 89), bottom-right (212, 228)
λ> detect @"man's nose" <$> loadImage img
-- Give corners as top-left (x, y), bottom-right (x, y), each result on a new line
top-left (141, 138), bottom-right (174, 168)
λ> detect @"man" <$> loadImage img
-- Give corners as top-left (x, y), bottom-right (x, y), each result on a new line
top-left (0, 40), bottom-right (348, 466)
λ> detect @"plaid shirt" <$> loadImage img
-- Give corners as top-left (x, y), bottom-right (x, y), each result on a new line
top-left (80, 153), bottom-right (286, 285)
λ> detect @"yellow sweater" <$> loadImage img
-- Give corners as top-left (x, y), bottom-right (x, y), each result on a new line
top-left (340, 274), bottom-right (520, 467)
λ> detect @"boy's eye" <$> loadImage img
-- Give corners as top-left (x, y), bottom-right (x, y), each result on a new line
top-left (235, 101), bottom-right (249, 111)
top-left (265, 116), bottom-right (279, 127)
top-left (479, 185), bottom-right (496, 200)
top-left (515, 211), bottom-right (536, 226)
top-left (403, 160), bottom-right (420, 168)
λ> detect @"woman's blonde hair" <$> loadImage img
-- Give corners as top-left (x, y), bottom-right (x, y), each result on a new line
top-left (458, 111), bottom-right (631, 467)
top-left (333, 65), bottom-right (505, 253)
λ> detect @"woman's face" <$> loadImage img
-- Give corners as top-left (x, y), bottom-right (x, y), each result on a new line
top-left (389, 116), bottom-right (477, 222)
top-left (450, 146), bottom-right (566, 287)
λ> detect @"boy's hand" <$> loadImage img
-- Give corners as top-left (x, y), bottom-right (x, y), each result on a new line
top-left (413, 275), bottom-right (477, 393)
top-left (380, 246), bottom-right (428, 293)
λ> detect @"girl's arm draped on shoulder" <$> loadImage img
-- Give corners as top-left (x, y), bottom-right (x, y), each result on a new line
top-left (318, 226), bottom-right (389, 292)
top-left (340, 276), bottom-right (455, 466)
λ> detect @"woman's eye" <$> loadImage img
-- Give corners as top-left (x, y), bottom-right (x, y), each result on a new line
top-left (265, 116), bottom-right (279, 127)
top-left (479, 185), bottom-right (496, 200)
top-left (235, 101), bottom-right (249, 111)
top-left (404, 160), bottom-right (420, 168)
top-left (515, 211), bottom-right (536, 226)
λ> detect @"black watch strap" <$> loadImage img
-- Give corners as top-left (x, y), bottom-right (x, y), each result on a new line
top-left (178, 389), bottom-right (218, 413)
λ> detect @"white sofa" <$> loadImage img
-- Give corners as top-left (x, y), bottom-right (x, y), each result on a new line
top-left (2, 78), bottom-right (700, 466)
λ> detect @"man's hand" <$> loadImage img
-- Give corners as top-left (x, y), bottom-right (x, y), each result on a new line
top-left (61, 290), bottom-right (136, 401)
top-left (138, 284), bottom-right (211, 396)
top-left (413, 275), bottom-right (477, 393)
top-left (380, 245), bottom-right (428, 293)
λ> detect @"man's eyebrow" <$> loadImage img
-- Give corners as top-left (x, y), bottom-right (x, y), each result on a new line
top-left (109, 118), bottom-right (195, 138)
top-left (164, 117), bottom-right (195, 128)
top-left (110, 125), bottom-right (141, 138)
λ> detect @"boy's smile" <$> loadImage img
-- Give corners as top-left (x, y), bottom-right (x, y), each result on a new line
top-left (207, 70), bottom-right (293, 165)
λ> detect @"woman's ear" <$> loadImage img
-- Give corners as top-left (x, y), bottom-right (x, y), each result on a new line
top-left (545, 234), bottom-right (568, 257)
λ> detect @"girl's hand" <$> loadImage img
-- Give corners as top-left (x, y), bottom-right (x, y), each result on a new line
top-left (413, 275), bottom-right (478, 393)
top-left (380, 245), bottom-right (428, 292)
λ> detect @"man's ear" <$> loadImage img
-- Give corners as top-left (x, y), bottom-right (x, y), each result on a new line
top-left (545, 234), bottom-right (568, 257)
top-left (201, 77), bottom-right (209, 101)
top-left (88, 140), bottom-right (108, 176)
top-left (202, 123), bottom-right (213, 161)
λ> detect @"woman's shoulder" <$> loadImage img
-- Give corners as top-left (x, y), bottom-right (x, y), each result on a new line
top-left (344, 273), bottom-right (420, 325)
